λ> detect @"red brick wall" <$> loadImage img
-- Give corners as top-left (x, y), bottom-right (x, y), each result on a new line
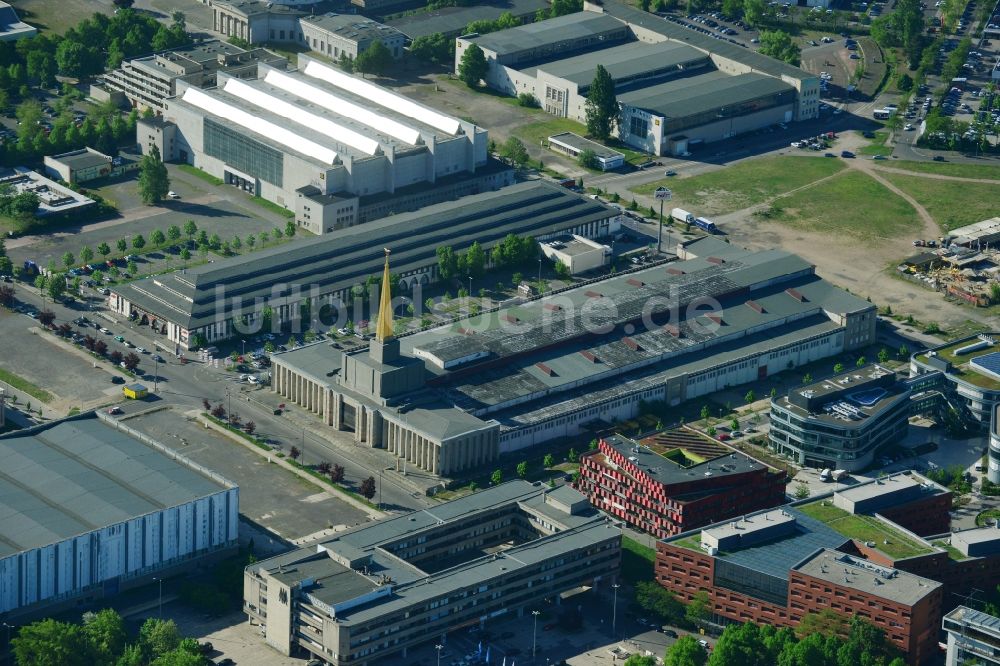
top-left (578, 442), bottom-right (786, 538)
top-left (879, 493), bottom-right (952, 537)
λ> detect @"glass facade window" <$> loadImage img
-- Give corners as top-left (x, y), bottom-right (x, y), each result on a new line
top-left (204, 118), bottom-right (284, 187)
top-left (629, 116), bottom-right (648, 138)
top-left (661, 90), bottom-right (795, 133)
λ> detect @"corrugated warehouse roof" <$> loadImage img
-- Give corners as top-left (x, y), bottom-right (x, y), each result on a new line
top-left (469, 11), bottom-right (626, 56)
top-left (602, 1), bottom-right (814, 82)
top-left (618, 70), bottom-right (794, 120)
top-left (386, 0), bottom-right (550, 39)
top-left (526, 40), bottom-right (709, 88)
top-left (0, 415), bottom-right (232, 558)
top-left (114, 181), bottom-right (618, 329)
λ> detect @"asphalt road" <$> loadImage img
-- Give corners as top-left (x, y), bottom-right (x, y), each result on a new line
top-left (4, 283), bottom-right (430, 517)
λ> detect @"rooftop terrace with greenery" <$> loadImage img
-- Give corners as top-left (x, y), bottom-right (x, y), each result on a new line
top-left (796, 500), bottom-right (933, 560)
top-left (916, 337), bottom-right (1000, 391)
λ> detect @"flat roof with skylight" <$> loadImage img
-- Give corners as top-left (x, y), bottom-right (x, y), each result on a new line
top-left (792, 548), bottom-right (941, 606)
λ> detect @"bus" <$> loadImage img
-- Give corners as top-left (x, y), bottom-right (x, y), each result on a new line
top-left (873, 108), bottom-right (894, 119)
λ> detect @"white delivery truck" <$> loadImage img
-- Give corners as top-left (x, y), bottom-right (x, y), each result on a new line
top-left (671, 208), bottom-right (695, 224)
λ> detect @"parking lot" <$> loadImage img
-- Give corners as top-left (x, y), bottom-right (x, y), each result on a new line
top-left (6, 164), bottom-right (295, 274)
top-left (123, 407), bottom-right (372, 543)
top-left (0, 306), bottom-right (123, 412)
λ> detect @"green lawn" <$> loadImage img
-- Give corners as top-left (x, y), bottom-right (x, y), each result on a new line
top-left (622, 536), bottom-right (656, 584)
top-left (669, 534), bottom-right (703, 552)
top-left (250, 196), bottom-right (295, 219)
top-left (877, 160), bottom-right (1000, 180)
top-left (0, 367), bottom-right (54, 403)
top-left (879, 174), bottom-right (1000, 231)
top-left (932, 540), bottom-right (968, 561)
top-left (514, 117), bottom-right (591, 152)
top-left (797, 500), bottom-right (932, 560)
top-left (859, 131), bottom-right (893, 156)
top-left (766, 170), bottom-right (921, 240)
top-left (630, 157), bottom-right (846, 217)
top-left (177, 164), bottom-right (224, 186)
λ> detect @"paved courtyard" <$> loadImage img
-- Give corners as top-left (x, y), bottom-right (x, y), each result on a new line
top-left (124, 407), bottom-right (371, 543)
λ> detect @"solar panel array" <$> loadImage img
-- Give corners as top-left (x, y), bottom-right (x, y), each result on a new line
top-left (971, 351), bottom-right (1000, 380)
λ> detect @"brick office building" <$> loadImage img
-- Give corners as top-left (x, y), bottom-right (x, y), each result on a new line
top-left (655, 472), bottom-right (972, 665)
top-left (577, 431), bottom-right (787, 538)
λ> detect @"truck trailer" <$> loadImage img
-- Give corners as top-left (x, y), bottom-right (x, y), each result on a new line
top-left (671, 208), bottom-right (695, 224)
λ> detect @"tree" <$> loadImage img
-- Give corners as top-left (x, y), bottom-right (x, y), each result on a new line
top-left (793, 483), bottom-right (810, 499)
top-left (635, 580), bottom-right (685, 624)
top-left (665, 635), bottom-right (709, 666)
top-left (458, 43), bottom-right (488, 88)
top-left (355, 40), bottom-right (392, 78)
top-left (82, 609), bottom-right (127, 665)
top-left (543, 453), bottom-right (554, 468)
top-left (138, 618), bottom-right (181, 660)
top-left (46, 276), bottom-right (65, 301)
top-left (138, 144), bottom-right (170, 204)
top-left (499, 137), bottom-right (529, 168)
top-left (758, 30), bottom-right (801, 65)
top-left (62, 251), bottom-right (75, 269)
top-left (833, 362), bottom-right (844, 373)
top-left (585, 65), bottom-right (620, 141)
top-left (285, 220), bottom-right (296, 237)
top-left (722, 0), bottom-right (743, 19)
top-left (491, 469), bottom-right (503, 485)
top-left (123, 352), bottom-right (140, 371)
top-left (624, 657), bottom-right (657, 666)
top-left (330, 464), bottom-right (345, 483)
top-left (794, 608), bottom-right (849, 639)
top-left (110, 350), bottom-right (124, 365)
top-left (289, 445), bottom-right (301, 460)
top-left (878, 348), bottom-right (890, 364)
top-left (898, 344), bottom-right (909, 359)
top-left (802, 372), bottom-right (812, 384)
top-left (567, 447), bottom-right (578, 463)
top-left (132, 234), bottom-right (146, 251)
top-left (896, 72), bottom-right (913, 91)
top-left (360, 476), bottom-right (377, 499)
top-left (744, 0), bottom-right (768, 26)
top-left (38, 309), bottom-right (55, 326)
top-left (516, 461), bottom-right (528, 478)
top-left (685, 589), bottom-right (710, 624)
top-left (856, 356), bottom-right (866, 368)
top-left (700, 404), bottom-right (710, 424)
top-left (578, 148), bottom-right (599, 169)
top-left (12, 618), bottom-right (91, 666)
top-left (183, 220), bottom-right (197, 243)
top-left (150, 229), bottom-right (166, 248)
top-left (180, 248), bottom-right (191, 262)
top-left (116, 238), bottom-right (128, 254)
top-left (410, 33), bottom-right (452, 65)
top-left (0, 284), bottom-right (14, 308)
top-left (97, 241), bottom-right (111, 259)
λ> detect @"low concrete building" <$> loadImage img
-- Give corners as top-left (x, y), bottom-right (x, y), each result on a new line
top-left (547, 132), bottom-right (624, 170)
top-left (910, 333), bottom-right (1000, 426)
top-left (100, 40), bottom-right (287, 112)
top-left (244, 481), bottom-right (621, 665)
top-left (43, 148), bottom-right (140, 185)
top-left (0, 413), bottom-right (239, 619)
top-left (539, 234), bottom-right (609, 274)
top-left (0, 2), bottom-right (36, 42)
top-left (299, 13), bottom-right (406, 61)
top-left (0, 168), bottom-right (94, 216)
top-left (458, 8), bottom-right (816, 156)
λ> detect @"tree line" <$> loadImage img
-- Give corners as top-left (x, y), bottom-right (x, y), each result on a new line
top-left (11, 609), bottom-right (208, 666)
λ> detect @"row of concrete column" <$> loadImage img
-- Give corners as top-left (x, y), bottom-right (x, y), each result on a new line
top-left (272, 363), bottom-right (332, 426)
top-left (215, 11), bottom-right (248, 41)
top-left (385, 420), bottom-right (439, 475)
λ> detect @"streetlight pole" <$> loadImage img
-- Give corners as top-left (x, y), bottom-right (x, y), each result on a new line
top-left (467, 275), bottom-right (472, 300)
top-left (531, 609), bottom-right (540, 662)
top-left (612, 583), bottom-right (620, 641)
top-left (537, 258), bottom-right (542, 290)
top-left (153, 356), bottom-right (158, 393)
top-left (435, 644), bottom-right (443, 666)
